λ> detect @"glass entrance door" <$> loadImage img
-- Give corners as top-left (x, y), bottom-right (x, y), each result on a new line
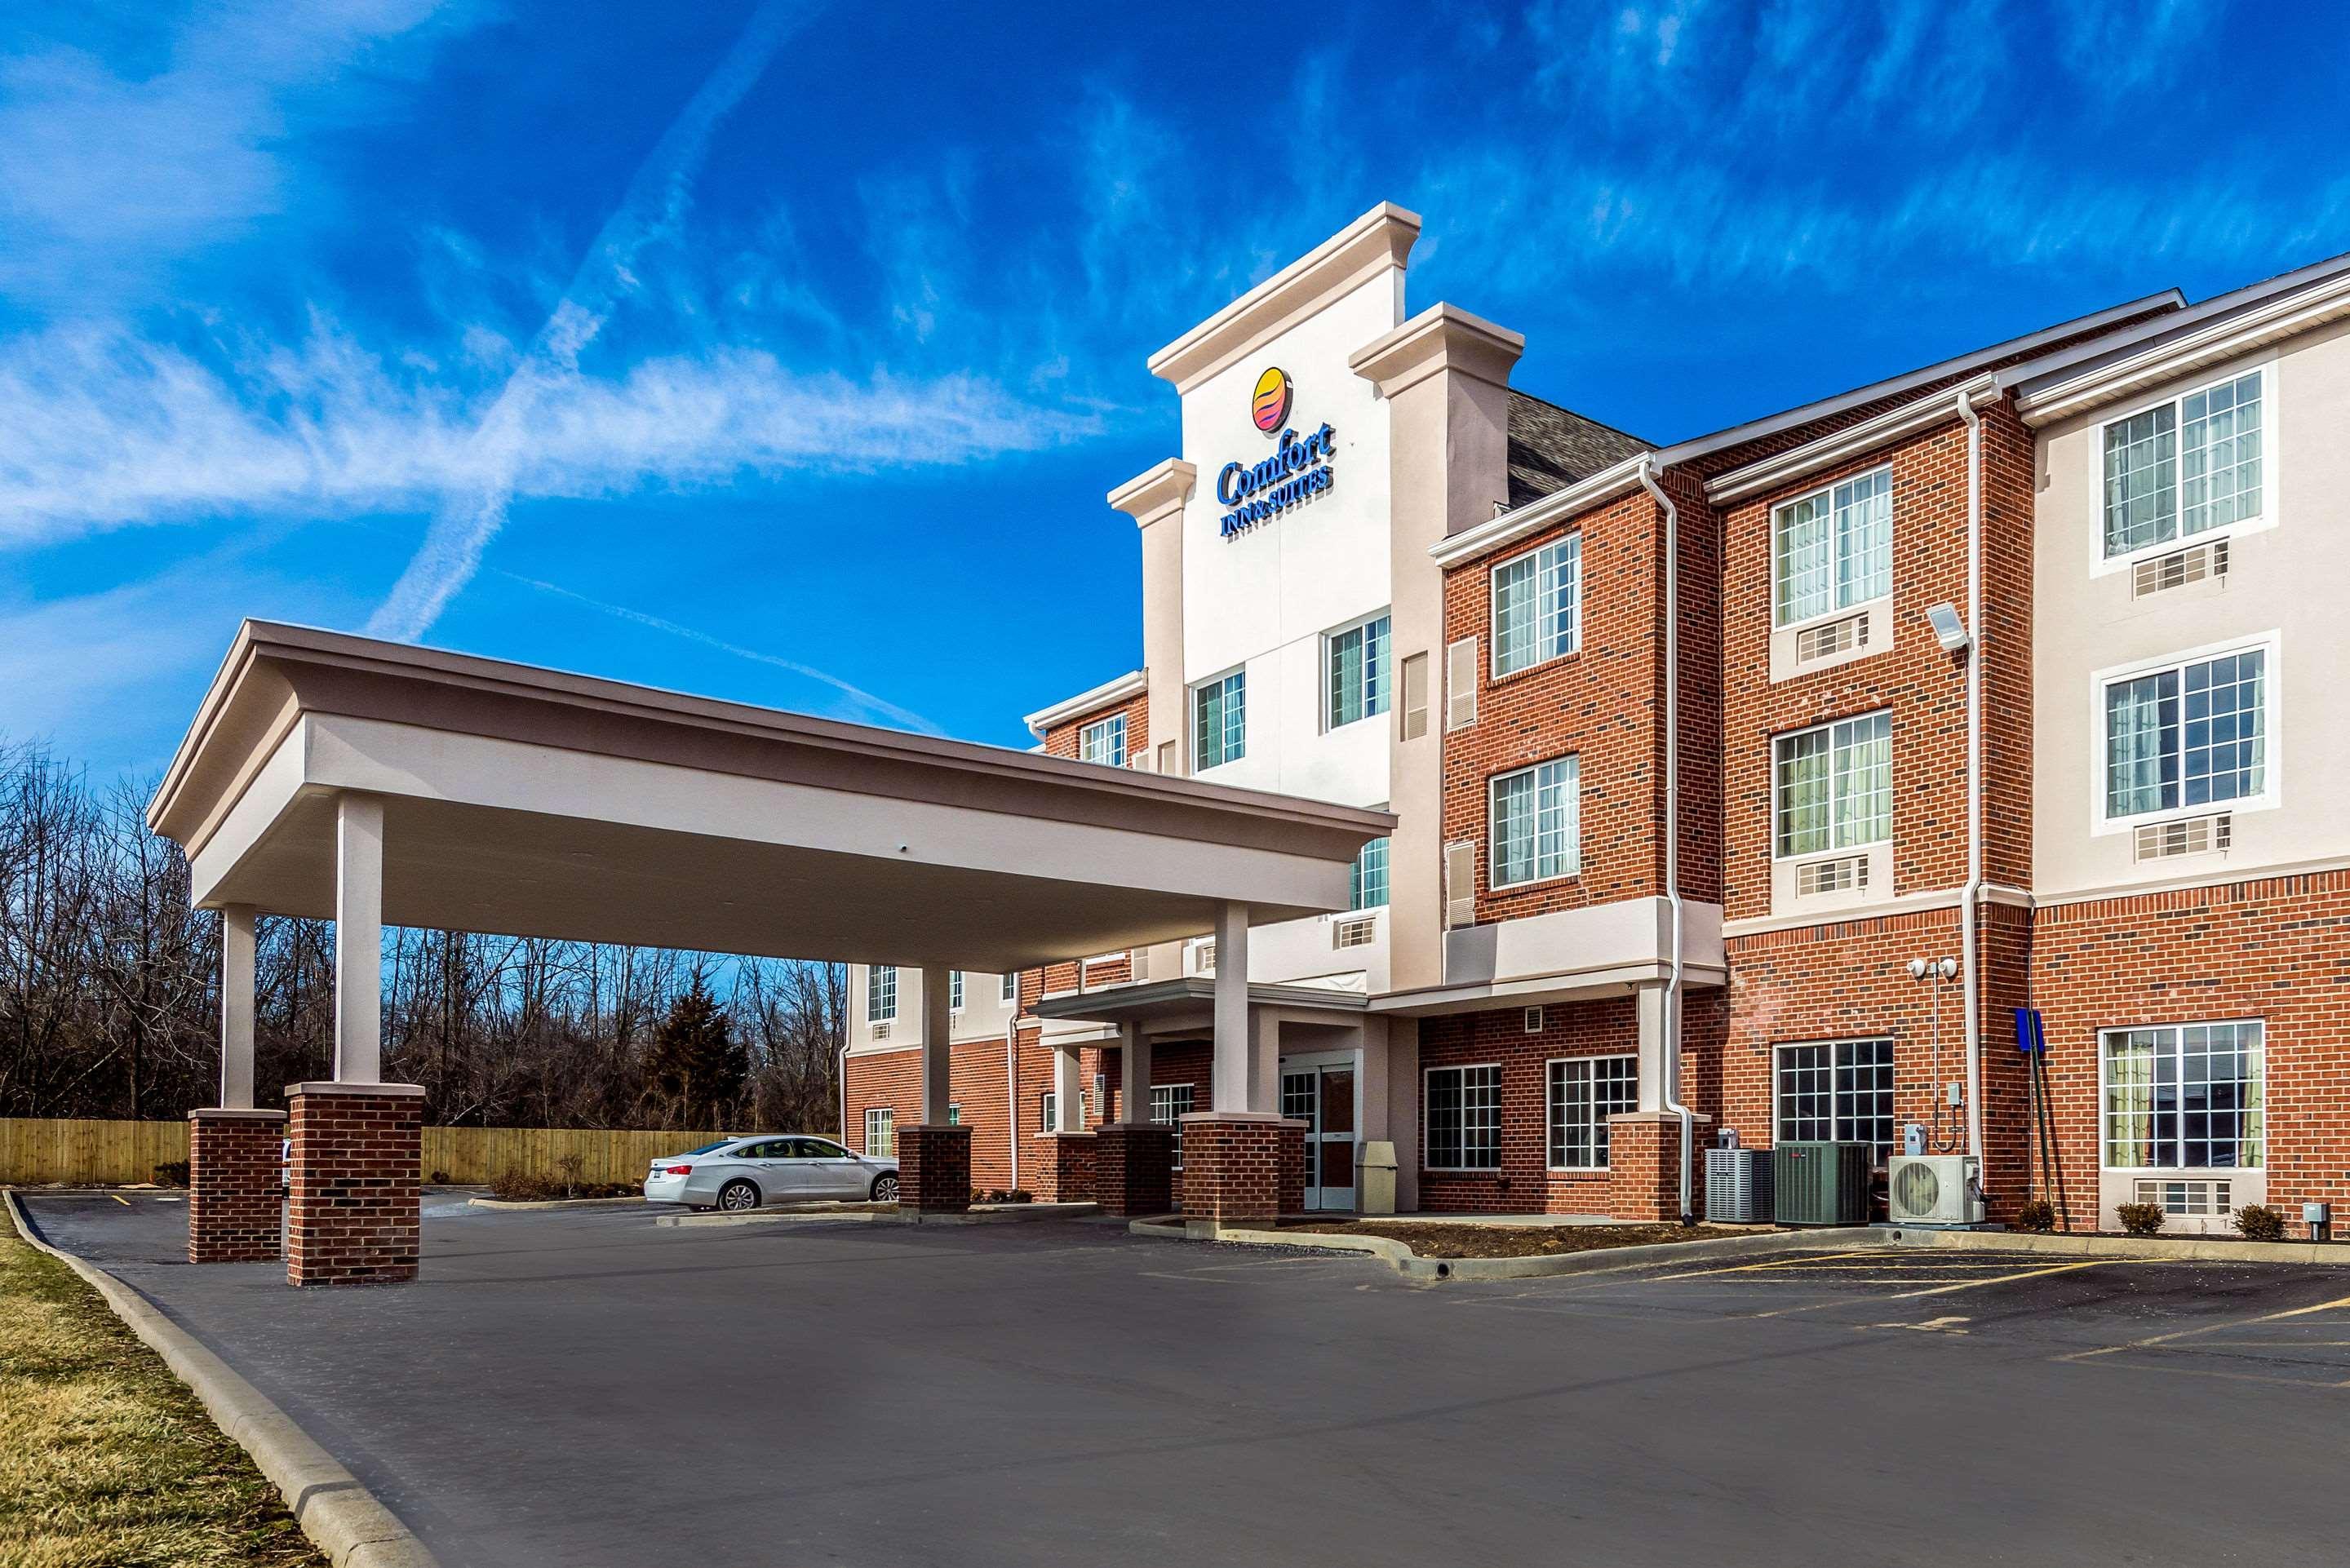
top-left (1281, 1061), bottom-right (1358, 1211)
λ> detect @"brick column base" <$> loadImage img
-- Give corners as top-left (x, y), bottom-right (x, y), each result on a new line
top-left (1279, 1120), bottom-right (1306, 1216)
top-left (1094, 1123), bottom-right (1174, 1216)
top-left (1607, 1110), bottom-right (1713, 1222)
top-left (287, 1082), bottom-right (424, 1287)
top-left (1030, 1131), bottom-right (1096, 1203)
top-left (1178, 1115), bottom-right (1306, 1229)
top-left (897, 1124), bottom-right (971, 1215)
top-left (188, 1108), bottom-right (286, 1264)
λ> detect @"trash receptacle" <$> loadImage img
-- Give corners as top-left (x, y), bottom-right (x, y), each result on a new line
top-left (1359, 1141), bottom-right (1398, 1216)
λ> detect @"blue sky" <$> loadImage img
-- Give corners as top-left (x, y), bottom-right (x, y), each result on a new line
top-left (5, 0), bottom-right (2346, 780)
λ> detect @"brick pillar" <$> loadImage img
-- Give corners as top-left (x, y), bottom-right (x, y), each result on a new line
top-left (188, 1108), bottom-right (286, 1264)
top-left (286, 1082), bottom-right (424, 1287)
top-left (1607, 1110), bottom-right (1711, 1223)
top-left (897, 1123), bottom-right (971, 1215)
top-left (1031, 1131), bottom-right (1096, 1203)
top-left (1177, 1115), bottom-right (1304, 1229)
top-left (1279, 1119), bottom-right (1306, 1217)
top-left (1094, 1123), bottom-right (1174, 1216)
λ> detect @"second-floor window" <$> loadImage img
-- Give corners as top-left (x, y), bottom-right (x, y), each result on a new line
top-left (1080, 713), bottom-right (1127, 766)
top-left (1193, 670), bottom-right (1245, 770)
top-left (1490, 755), bottom-right (1580, 888)
top-left (2103, 368), bottom-right (2264, 560)
top-left (1492, 536), bottom-right (1581, 677)
top-left (1774, 466), bottom-right (1891, 627)
top-left (1000, 972), bottom-right (1018, 1003)
top-left (2103, 647), bottom-right (2267, 822)
top-left (1775, 714), bottom-right (1891, 858)
top-left (1326, 613), bottom-right (1391, 728)
top-left (867, 964), bottom-right (896, 1023)
top-left (948, 970), bottom-right (964, 1011)
top-left (1350, 836), bottom-right (1390, 910)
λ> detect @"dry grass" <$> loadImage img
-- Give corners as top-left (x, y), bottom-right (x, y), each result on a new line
top-left (0, 1205), bottom-right (324, 1567)
top-left (1279, 1219), bottom-right (1758, 1259)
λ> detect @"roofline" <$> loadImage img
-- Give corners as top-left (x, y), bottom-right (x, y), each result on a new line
top-left (1428, 454), bottom-right (1653, 569)
top-left (1705, 375), bottom-right (2000, 504)
top-left (1022, 670), bottom-right (1148, 739)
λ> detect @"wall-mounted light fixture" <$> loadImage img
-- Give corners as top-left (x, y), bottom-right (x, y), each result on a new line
top-left (1925, 602), bottom-right (1973, 653)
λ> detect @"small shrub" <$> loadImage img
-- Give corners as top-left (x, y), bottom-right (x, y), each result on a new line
top-left (428, 1170), bottom-right (452, 1186)
top-left (490, 1172), bottom-right (559, 1202)
top-left (1004, 1189), bottom-right (1034, 1205)
top-left (2233, 1204), bottom-right (2287, 1242)
top-left (2014, 1198), bottom-right (2056, 1233)
top-left (2117, 1202), bottom-right (2168, 1237)
top-left (153, 1160), bottom-right (190, 1188)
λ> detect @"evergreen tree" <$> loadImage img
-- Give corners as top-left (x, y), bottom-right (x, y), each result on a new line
top-left (642, 973), bottom-right (747, 1130)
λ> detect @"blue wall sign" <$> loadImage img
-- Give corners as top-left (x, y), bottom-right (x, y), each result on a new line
top-left (1217, 421), bottom-right (1337, 538)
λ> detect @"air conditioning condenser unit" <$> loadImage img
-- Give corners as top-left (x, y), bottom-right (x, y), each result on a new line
top-left (1887, 1154), bottom-right (1984, 1226)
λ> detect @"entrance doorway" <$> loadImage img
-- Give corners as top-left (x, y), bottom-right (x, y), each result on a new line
top-left (1281, 1053), bottom-right (1359, 1211)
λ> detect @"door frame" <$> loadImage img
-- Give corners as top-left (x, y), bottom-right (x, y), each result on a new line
top-left (1281, 1047), bottom-right (1363, 1212)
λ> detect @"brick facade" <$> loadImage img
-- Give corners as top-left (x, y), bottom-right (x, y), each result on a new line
top-left (1094, 1123), bottom-right (1176, 1216)
top-left (1178, 1117), bottom-right (1298, 1227)
top-left (896, 1123), bottom-right (971, 1215)
top-left (187, 1108), bottom-right (286, 1264)
top-left (1030, 1132), bottom-right (1097, 1203)
top-left (286, 1083), bottom-right (423, 1287)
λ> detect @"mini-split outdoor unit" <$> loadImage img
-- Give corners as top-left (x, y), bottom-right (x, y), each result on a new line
top-left (1887, 1154), bottom-right (1984, 1226)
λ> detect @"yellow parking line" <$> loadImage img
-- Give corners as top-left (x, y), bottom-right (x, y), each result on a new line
top-left (1653, 1249), bottom-right (1905, 1279)
top-left (2066, 1291), bottom-right (2350, 1364)
top-left (1881, 1260), bottom-right (2108, 1300)
top-left (109, 1194), bottom-right (129, 1207)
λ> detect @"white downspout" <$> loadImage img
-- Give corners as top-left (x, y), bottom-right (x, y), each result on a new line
top-left (1637, 458), bottom-right (1695, 1225)
top-left (1955, 391), bottom-right (1987, 1181)
top-left (1005, 1014), bottom-right (1021, 1194)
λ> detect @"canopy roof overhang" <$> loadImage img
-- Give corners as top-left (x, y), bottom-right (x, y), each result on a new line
top-left (148, 622), bottom-right (1394, 973)
top-left (1031, 977), bottom-right (1369, 1029)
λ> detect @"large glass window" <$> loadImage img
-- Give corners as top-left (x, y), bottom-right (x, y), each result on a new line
top-left (1326, 614), bottom-right (1391, 729)
top-left (863, 1107), bottom-right (894, 1158)
top-left (2103, 370), bottom-right (2264, 558)
top-left (1193, 671), bottom-right (1246, 770)
top-left (1492, 536), bottom-right (1581, 677)
top-left (1425, 1064), bottom-right (1502, 1170)
top-left (1548, 1056), bottom-right (1637, 1170)
top-left (1775, 1039), bottom-right (1895, 1158)
top-left (1490, 756), bottom-right (1579, 888)
top-left (1080, 713), bottom-right (1128, 767)
top-left (1774, 466), bottom-right (1892, 627)
top-left (1775, 714), bottom-right (1891, 858)
top-left (2103, 649), bottom-right (2267, 821)
top-left (1151, 1083), bottom-right (1195, 1167)
top-left (1350, 836), bottom-right (1390, 910)
top-left (867, 965), bottom-right (897, 1024)
top-left (2102, 1022), bottom-right (2264, 1170)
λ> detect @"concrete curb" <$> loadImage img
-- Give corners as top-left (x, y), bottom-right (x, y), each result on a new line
top-left (1130, 1217), bottom-right (1882, 1280)
top-left (654, 1205), bottom-right (885, 1229)
top-left (4, 1189), bottom-right (439, 1568)
top-left (653, 1200), bottom-right (1102, 1229)
top-left (466, 1194), bottom-right (647, 1211)
top-left (1880, 1224), bottom-right (2350, 1265)
top-left (876, 1201), bottom-right (1100, 1226)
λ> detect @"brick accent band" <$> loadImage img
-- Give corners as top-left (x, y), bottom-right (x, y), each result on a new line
top-left (897, 1123), bottom-right (972, 1214)
top-left (287, 1084), bottom-right (423, 1287)
top-left (1179, 1116), bottom-right (1306, 1227)
top-left (188, 1109), bottom-right (286, 1264)
top-left (1093, 1123), bottom-right (1174, 1217)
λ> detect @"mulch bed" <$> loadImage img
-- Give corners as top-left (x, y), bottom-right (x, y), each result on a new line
top-left (1276, 1219), bottom-right (1762, 1259)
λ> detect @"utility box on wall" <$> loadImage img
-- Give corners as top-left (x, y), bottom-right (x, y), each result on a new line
top-left (1772, 1142), bottom-right (1872, 1226)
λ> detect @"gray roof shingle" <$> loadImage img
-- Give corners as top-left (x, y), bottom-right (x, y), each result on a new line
top-left (1505, 392), bottom-right (1650, 507)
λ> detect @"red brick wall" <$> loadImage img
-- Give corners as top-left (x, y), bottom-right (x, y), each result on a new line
top-left (1041, 688), bottom-right (1148, 762)
top-left (286, 1087), bottom-right (421, 1287)
top-left (844, 1031), bottom-right (1032, 1191)
top-left (1414, 998), bottom-right (1642, 1214)
top-left (188, 1112), bottom-right (284, 1264)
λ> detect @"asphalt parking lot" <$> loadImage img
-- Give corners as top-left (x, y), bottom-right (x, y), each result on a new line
top-left (20, 1194), bottom-right (2350, 1567)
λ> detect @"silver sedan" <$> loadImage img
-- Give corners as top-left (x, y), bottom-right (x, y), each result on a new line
top-left (643, 1136), bottom-right (898, 1211)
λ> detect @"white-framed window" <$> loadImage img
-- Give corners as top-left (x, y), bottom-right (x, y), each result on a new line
top-left (1192, 669), bottom-right (1246, 770)
top-left (1080, 713), bottom-right (1128, 767)
top-left (863, 1107), bottom-right (895, 1157)
top-left (1774, 1039), bottom-right (1895, 1159)
top-left (1489, 755), bottom-right (1579, 888)
top-left (1350, 836), bottom-right (1390, 910)
top-left (1151, 1083), bottom-right (1195, 1167)
top-left (1000, 972), bottom-right (1018, 1003)
top-left (948, 970), bottom-right (964, 1012)
top-left (1325, 613), bottom-right (1392, 729)
top-left (1773, 466), bottom-right (1892, 627)
top-left (1094, 1073), bottom-right (1108, 1124)
top-left (1040, 1091), bottom-right (1057, 1132)
top-left (1424, 1063), bottom-right (1502, 1171)
top-left (947, 1102), bottom-right (961, 1127)
top-left (1492, 535), bottom-right (1581, 678)
top-left (2101, 1021), bottom-right (2264, 1171)
top-left (867, 965), bottom-right (897, 1024)
top-left (1548, 1055), bottom-right (1637, 1170)
top-left (2100, 645), bottom-right (2268, 822)
top-left (2101, 367), bottom-right (2264, 561)
top-left (1774, 713), bottom-right (1891, 859)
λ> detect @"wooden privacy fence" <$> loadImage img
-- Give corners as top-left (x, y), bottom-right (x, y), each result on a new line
top-left (1, 1118), bottom-right (732, 1188)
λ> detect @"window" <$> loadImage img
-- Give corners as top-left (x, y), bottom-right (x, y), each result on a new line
top-left (1151, 1083), bottom-right (1195, 1167)
top-left (1400, 651), bottom-right (1430, 741)
top-left (1193, 670), bottom-right (1246, 770)
top-left (1492, 536), bottom-right (1580, 677)
top-left (948, 970), bottom-right (964, 1011)
top-left (1350, 836), bottom-right (1390, 910)
top-left (2102, 1022), bottom-right (2264, 1170)
top-left (867, 965), bottom-right (897, 1024)
top-left (1080, 713), bottom-right (1128, 767)
top-left (1549, 1056), bottom-right (1637, 1170)
top-left (1774, 467), bottom-right (1892, 627)
top-left (1326, 613), bottom-right (1391, 729)
top-left (1424, 1064), bottom-right (1502, 1170)
top-left (946, 1103), bottom-right (960, 1127)
top-left (863, 1107), bottom-right (894, 1158)
top-left (1094, 1073), bottom-right (1108, 1124)
top-left (2102, 369), bottom-right (2264, 559)
top-left (1774, 714), bottom-right (1891, 858)
top-left (1000, 972), bottom-right (1018, 1003)
top-left (2102, 648), bottom-right (2267, 822)
top-left (1040, 1092), bottom-right (1057, 1132)
top-left (1775, 1039), bottom-right (1895, 1158)
top-left (1489, 756), bottom-right (1579, 888)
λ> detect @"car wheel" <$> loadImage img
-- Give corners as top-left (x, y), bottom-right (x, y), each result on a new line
top-left (871, 1173), bottom-right (899, 1203)
top-left (718, 1179), bottom-right (760, 1212)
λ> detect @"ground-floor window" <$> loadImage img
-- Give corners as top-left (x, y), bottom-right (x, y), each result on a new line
top-left (2102, 1021), bottom-right (2264, 1170)
top-left (1151, 1083), bottom-right (1194, 1167)
top-left (864, 1107), bottom-right (894, 1158)
top-left (1424, 1063), bottom-right (1501, 1171)
top-left (1548, 1055), bottom-right (1636, 1169)
top-left (1040, 1091), bottom-right (1057, 1131)
top-left (1774, 1039), bottom-right (1894, 1158)
top-left (947, 1103), bottom-right (960, 1127)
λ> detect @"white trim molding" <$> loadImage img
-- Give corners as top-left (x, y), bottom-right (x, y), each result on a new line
top-left (1023, 671), bottom-right (1147, 740)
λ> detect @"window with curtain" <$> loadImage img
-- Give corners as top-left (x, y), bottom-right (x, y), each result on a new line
top-left (2102, 1023), bottom-right (2264, 1169)
top-left (1774, 1039), bottom-right (1894, 1158)
top-left (1773, 466), bottom-right (1892, 627)
top-left (2103, 648), bottom-right (2266, 820)
top-left (1774, 714), bottom-right (1891, 857)
top-left (1326, 613), bottom-right (1391, 728)
top-left (1080, 713), bottom-right (1128, 766)
top-left (1350, 836), bottom-right (1390, 910)
top-left (863, 1107), bottom-right (894, 1157)
top-left (1490, 755), bottom-right (1579, 887)
top-left (2103, 369), bottom-right (2263, 558)
top-left (1193, 671), bottom-right (1246, 770)
top-left (1492, 536), bottom-right (1581, 676)
top-left (1548, 1055), bottom-right (1637, 1169)
top-left (1425, 1064), bottom-right (1502, 1169)
top-left (867, 965), bottom-right (897, 1023)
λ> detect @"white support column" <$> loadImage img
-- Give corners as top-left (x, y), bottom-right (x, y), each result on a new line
top-left (1118, 1021), bottom-right (1151, 1124)
top-left (1053, 1039), bottom-right (1085, 1132)
top-left (920, 963), bottom-right (952, 1124)
top-left (1634, 981), bottom-right (1669, 1112)
top-left (1212, 901), bottom-right (1252, 1113)
top-left (219, 904), bottom-right (257, 1109)
top-left (332, 796), bottom-right (384, 1085)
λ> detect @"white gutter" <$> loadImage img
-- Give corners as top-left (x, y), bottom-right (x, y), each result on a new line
top-left (1635, 458), bottom-right (1695, 1225)
top-left (1954, 392), bottom-right (1987, 1180)
top-left (837, 1033), bottom-right (854, 1144)
top-left (1427, 454), bottom-right (1650, 569)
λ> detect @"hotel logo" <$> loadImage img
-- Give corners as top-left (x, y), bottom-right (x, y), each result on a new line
top-left (1251, 366), bottom-right (1292, 433)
